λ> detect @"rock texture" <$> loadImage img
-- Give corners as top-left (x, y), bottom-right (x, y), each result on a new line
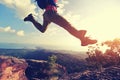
top-left (26, 59), bottom-right (67, 80)
top-left (0, 56), bottom-right (28, 80)
top-left (0, 56), bottom-right (66, 80)
top-left (79, 66), bottom-right (120, 80)
top-left (0, 56), bottom-right (119, 80)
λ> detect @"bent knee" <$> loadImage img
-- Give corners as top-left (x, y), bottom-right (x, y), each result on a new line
top-left (41, 30), bottom-right (46, 33)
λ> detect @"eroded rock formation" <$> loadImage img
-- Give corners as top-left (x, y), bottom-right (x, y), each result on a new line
top-left (0, 56), bottom-right (28, 80)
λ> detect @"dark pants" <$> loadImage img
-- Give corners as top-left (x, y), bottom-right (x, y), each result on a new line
top-left (31, 10), bottom-right (84, 39)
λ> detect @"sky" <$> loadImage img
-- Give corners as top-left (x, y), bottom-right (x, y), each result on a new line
top-left (0, 0), bottom-right (120, 51)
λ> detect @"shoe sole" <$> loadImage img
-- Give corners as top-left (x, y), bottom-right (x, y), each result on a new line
top-left (81, 40), bottom-right (97, 46)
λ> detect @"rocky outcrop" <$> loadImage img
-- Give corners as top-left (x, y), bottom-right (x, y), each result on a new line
top-left (0, 56), bottom-right (28, 80)
top-left (0, 56), bottom-right (67, 80)
top-left (60, 66), bottom-right (120, 80)
top-left (26, 59), bottom-right (67, 80)
top-left (0, 56), bottom-right (120, 80)
top-left (79, 66), bottom-right (120, 80)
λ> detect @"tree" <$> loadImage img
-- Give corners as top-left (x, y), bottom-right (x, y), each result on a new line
top-left (86, 38), bottom-right (120, 71)
top-left (86, 44), bottom-right (104, 71)
top-left (47, 55), bottom-right (59, 80)
top-left (103, 38), bottom-right (120, 65)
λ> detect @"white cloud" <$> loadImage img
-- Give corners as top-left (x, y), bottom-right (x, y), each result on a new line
top-left (0, 0), bottom-right (37, 19)
top-left (0, 26), bottom-right (16, 33)
top-left (0, 0), bottom-right (69, 19)
top-left (4, 26), bottom-right (16, 33)
top-left (16, 30), bottom-right (25, 36)
top-left (0, 26), bottom-right (25, 37)
top-left (57, 0), bottom-right (69, 14)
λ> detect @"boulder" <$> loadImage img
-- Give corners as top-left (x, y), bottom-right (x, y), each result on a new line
top-left (79, 66), bottom-right (120, 80)
top-left (0, 56), bottom-right (28, 80)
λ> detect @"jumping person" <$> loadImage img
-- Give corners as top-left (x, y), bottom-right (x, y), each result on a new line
top-left (24, 0), bottom-right (97, 46)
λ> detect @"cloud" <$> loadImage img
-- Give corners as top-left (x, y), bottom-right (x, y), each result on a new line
top-left (0, 0), bottom-right (69, 19)
top-left (57, 0), bottom-right (69, 14)
top-left (0, 26), bottom-right (16, 33)
top-left (4, 26), bottom-right (16, 33)
top-left (17, 30), bottom-right (25, 36)
top-left (0, 0), bottom-right (37, 19)
top-left (0, 26), bottom-right (25, 36)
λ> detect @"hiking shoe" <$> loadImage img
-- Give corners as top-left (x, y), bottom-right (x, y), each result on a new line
top-left (81, 37), bottom-right (97, 46)
top-left (24, 14), bottom-right (34, 21)
top-left (78, 30), bottom-right (87, 39)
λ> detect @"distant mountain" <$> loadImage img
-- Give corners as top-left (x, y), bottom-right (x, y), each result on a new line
top-left (0, 43), bottom-right (37, 49)
top-left (0, 42), bottom-right (86, 51)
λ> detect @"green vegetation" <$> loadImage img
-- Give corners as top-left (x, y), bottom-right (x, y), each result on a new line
top-left (47, 55), bottom-right (59, 80)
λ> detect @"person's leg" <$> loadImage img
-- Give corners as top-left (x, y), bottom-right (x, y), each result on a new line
top-left (45, 11), bottom-right (86, 39)
top-left (47, 11), bottom-right (97, 46)
top-left (24, 14), bottom-right (50, 33)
